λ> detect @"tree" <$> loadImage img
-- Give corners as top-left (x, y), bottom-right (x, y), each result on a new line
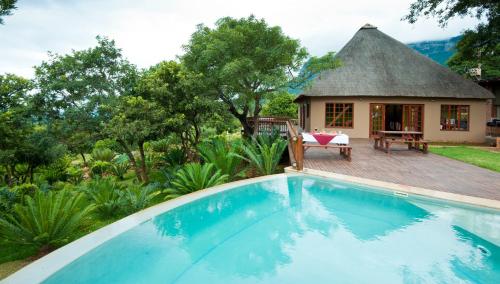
top-left (182, 15), bottom-right (339, 137)
top-left (33, 36), bottom-right (138, 163)
top-left (261, 92), bottom-right (298, 118)
top-left (137, 61), bottom-right (216, 158)
top-left (0, 0), bottom-right (16, 25)
top-left (103, 96), bottom-right (167, 183)
top-left (404, 0), bottom-right (499, 78)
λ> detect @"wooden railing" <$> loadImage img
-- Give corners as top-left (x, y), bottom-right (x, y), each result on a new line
top-left (246, 116), bottom-right (298, 137)
top-left (486, 126), bottom-right (500, 137)
top-left (286, 120), bottom-right (304, 171)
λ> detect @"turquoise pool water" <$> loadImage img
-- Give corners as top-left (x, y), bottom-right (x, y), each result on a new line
top-left (44, 175), bottom-right (500, 283)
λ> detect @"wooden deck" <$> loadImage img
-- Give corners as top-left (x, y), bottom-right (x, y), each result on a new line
top-left (304, 139), bottom-right (500, 201)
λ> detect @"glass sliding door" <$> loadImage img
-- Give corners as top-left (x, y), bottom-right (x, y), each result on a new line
top-left (370, 104), bottom-right (385, 136)
top-left (402, 104), bottom-right (424, 132)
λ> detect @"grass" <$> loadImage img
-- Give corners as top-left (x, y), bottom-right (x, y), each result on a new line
top-left (429, 146), bottom-right (500, 172)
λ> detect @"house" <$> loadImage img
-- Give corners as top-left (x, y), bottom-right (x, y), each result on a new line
top-left (477, 78), bottom-right (500, 118)
top-left (295, 24), bottom-right (495, 143)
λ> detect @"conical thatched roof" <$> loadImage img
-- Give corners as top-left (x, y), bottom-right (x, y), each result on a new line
top-left (299, 24), bottom-right (494, 100)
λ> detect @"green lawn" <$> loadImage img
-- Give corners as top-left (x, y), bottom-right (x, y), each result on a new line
top-left (429, 146), bottom-right (500, 172)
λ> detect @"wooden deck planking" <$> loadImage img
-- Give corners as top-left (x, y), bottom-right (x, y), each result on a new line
top-left (303, 139), bottom-right (500, 201)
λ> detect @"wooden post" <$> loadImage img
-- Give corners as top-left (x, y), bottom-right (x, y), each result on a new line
top-left (295, 135), bottom-right (304, 171)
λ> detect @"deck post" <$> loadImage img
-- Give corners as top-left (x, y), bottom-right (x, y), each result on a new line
top-left (295, 135), bottom-right (304, 171)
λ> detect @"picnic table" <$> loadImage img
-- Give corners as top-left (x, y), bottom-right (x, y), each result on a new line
top-left (374, 131), bottom-right (428, 154)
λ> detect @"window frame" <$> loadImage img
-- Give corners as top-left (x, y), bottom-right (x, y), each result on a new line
top-left (324, 102), bottom-right (354, 129)
top-left (440, 104), bottom-right (470, 131)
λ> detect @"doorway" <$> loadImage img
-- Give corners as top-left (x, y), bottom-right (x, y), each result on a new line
top-left (370, 103), bottom-right (424, 136)
top-left (385, 104), bottom-right (403, 131)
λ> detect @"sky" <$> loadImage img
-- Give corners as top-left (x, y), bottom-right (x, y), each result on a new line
top-left (0, 0), bottom-right (482, 78)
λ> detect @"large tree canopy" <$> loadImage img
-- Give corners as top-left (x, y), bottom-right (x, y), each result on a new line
top-left (33, 36), bottom-right (138, 162)
top-left (0, 73), bottom-right (65, 184)
top-left (182, 15), bottom-right (339, 136)
top-left (137, 61), bottom-right (216, 158)
top-left (0, 0), bottom-right (16, 24)
top-left (404, 0), bottom-right (499, 79)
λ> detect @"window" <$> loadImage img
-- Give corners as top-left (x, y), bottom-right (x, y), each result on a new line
top-left (440, 105), bottom-right (469, 131)
top-left (325, 103), bottom-right (353, 128)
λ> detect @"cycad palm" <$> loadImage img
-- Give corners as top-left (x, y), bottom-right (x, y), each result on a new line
top-left (0, 189), bottom-right (94, 248)
top-left (165, 163), bottom-right (228, 199)
top-left (83, 177), bottom-right (123, 217)
top-left (198, 138), bottom-right (244, 180)
top-left (238, 138), bottom-right (287, 176)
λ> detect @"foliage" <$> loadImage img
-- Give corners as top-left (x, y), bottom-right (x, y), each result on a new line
top-left (0, 189), bottom-right (94, 248)
top-left (82, 177), bottom-right (123, 217)
top-left (165, 163), bottom-right (228, 199)
top-left (11, 183), bottom-right (38, 196)
top-left (262, 92), bottom-right (298, 118)
top-left (162, 148), bottom-right (186, 168)
top-left (33, 36), bottom-right (138, 164)
top-left (137, 61), bottom-right (216, 157)
top-left (0, 0), bottom-right (16, 25)
top-left (0, 187), bottom-right (18, 215)
top-left (90, 161), bottom-right (112, 176)
top-left (111, 154), bottom-right (130, 180)
top-left (103, 96), bottom-right (167, 183)
top-left (91, 148), bottom-right (115, 162)
top-left (237, 137), bottom-right (287, 176)
top-left (198, 138), bottom-right (245, 180)
top-left (404, 0), bottom-right (499, 79)
top-left (447, 24), bottom-right (500, 79)
top-left (66, 166), bottom-right (83, 184)
top-left (429, 146), bottom-right (500, 172)
top-left (40, 156), bottom-right (71, 184)
top-left (182, 15), bottom-right (339, 136)
top-left (121, 183), bottom-right (158, 214)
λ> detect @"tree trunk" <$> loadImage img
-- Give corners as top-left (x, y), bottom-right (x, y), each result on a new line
top-left (138, 141), bottom-right (149, 183)
top-left (80, 152), bottom-right (87, 167)
top-left (28, 165), bottom-right (34, 184)
top-left (252, 95), bottom-right (262, 137)
top-left (117, 139), bottom-right (142, 182)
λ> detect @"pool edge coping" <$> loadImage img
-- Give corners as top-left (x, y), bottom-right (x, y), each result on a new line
top-left (1, 174), bottom-right (287, 284)
top-left (286, 167), bottom-right (500, 210)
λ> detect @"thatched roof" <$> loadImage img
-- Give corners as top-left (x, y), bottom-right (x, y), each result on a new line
top-left (297, 24), bottom-right (494, 100)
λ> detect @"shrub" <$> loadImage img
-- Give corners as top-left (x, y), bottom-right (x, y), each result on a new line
top-left (0, 189), bottom-right (94, 248)
top-left (91, 161), bottom-right (113, 176)
top-left (121, 183), bottom-right (158, 214)
top-left (198, 138), bottom-right (245, 180)
top-left (0, 187), bottom-right (19, 216)
top-left (111, 154), bottom-right (130, 180)
top-left (162, 148), bottom-right (186, 167)
top-left (165, 163), bottom-right (228, 199)
top-left (91, 148), bottom-right (115, 162)
top-left (11, 183), bottom-right (39, 196)
top-left (40, 156), bottom-right (71, 184)
top-left (66, 166), bottom-right (83, 184)
top-left (93, 139), bottom-right (120, 152)
top-left (82, 177), bottom-right (123, 217)
top-left (237, 138), bottom-right (287, 176)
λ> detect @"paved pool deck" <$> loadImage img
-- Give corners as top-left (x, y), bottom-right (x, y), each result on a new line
top-left (303, 139), bottom-right (500, 202)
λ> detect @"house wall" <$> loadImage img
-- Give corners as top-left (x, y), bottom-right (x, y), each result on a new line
top-left (304, 96), bottom-right (489, 143)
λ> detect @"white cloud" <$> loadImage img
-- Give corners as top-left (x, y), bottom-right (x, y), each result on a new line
top-left (0, 0), bottom-right (482, 78)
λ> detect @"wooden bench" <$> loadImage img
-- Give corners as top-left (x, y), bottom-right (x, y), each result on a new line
top-left (384, 139), bottom-right (429, 154)
top-left (303, 144), bottom-right (352, 161)
top-left (415, 140), bottom-right (429, 154)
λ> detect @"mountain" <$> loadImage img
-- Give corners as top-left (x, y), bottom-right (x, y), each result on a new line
top-left (407, 36), bottom-right (461, 66)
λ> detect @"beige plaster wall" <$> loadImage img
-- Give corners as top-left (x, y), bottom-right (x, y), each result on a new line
top-left (305, 96), bottom-right (489, 143)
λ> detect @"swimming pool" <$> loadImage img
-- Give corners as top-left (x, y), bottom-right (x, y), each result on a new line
top-left (6, 174), bottom-right (500, 283)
